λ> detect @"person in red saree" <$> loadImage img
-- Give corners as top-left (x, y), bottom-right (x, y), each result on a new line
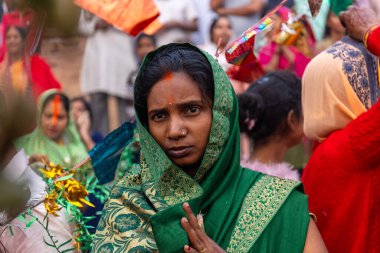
top-left (301, 14), bottom-right (380, 251)
top-left (0, 26), bottom-right (61, 99)
top-left (1, 0), bottom-right (45, 57)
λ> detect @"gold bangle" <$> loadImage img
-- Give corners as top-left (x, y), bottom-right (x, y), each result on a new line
top-left (363, 25), bottom-right (380, 49)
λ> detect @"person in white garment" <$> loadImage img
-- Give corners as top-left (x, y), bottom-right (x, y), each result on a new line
top-left (0, 146), bottom-right (76, 253)
top-left (79, 10), bottom-right (137, 135)
top-left (210, 0), bottom-right (266, 37)
top-left (153, 0), bottom-right (199, 46)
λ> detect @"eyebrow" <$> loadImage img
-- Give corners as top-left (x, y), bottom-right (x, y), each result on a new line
top-left (148, 99), bottom-right (205, 115)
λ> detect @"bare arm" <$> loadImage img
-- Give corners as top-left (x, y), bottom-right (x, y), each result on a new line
top-left (217, 0), bottom-right (264, 16)
top-left (303, 219), bottom-right (329, 253)
top-left (161, 18), bottom-right (198, 32)
top-left (210, 0), bottom-right (224, 11)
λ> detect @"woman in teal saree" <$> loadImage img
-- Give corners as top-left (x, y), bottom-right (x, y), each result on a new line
top-left (93, 43), bottom-right (326, 252)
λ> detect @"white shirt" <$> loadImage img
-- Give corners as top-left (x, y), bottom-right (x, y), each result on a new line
top-left (154, 0), bottom-right (198, 46)
top-left (0, 150), bottom-right (76, 253)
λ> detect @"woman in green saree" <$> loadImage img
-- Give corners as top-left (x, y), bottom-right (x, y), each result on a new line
top-left (93, 44), bottom-right (326, 252)
top-left (16, 89), bottom-right (88, 168)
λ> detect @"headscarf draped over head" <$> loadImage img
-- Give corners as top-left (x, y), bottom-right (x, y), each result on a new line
top-left (15, 89), bottom-right (88, 167)
top-left (93, 44), bottom-right (308, 253)
top-left (302, 37), bottom-right (379, 141)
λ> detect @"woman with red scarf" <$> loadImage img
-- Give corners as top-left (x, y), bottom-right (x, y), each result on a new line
top-left (0, 25), bottom-right (61, 99)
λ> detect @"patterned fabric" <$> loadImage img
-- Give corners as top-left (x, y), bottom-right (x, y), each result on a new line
top-left (227, 176), bottom-right (299, 252)
top-left (93, 44), bottom-right (309, 253)
top-left (326, 37), bottom-right (380, 109)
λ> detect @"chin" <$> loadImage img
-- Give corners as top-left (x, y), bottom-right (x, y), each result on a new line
top-left (171, 157), bottom-right (202, 173)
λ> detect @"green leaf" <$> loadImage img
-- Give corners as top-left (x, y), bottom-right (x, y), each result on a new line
top-left (55, 174), bottom-right (74, 182)
top-left (26, 217), bottom-right (37, 228)
top-left (9, 226), bottom-right (13, 236)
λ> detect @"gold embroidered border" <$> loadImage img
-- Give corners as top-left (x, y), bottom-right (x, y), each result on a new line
top-left (227, 175), bottom-right (300, 253)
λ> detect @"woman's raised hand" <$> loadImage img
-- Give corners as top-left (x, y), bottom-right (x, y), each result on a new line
top-left (181, 202), bottom-right (226, 253)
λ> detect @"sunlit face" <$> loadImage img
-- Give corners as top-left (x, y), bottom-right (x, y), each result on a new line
top-left (211, 17), bottom-right (232, 46)
top-left (40, 99), bottom-right (68, 142)
top-left (71, 100), bottom-right (86, 124)
top-left (147, 72), bottom-right (213, 176)
top-left (6, 27), bottom-right (24, 56)
top-left (136, 37), bottom-right (156, 61)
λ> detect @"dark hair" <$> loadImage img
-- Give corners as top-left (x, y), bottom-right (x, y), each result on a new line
top-left (136, 33), bottom-right (157, 47)
top-left (6, 26), bottom-right (28, 41)
top-left (71, 96), bottom-right (93, 123)
top-left (134, 44), bottom-right (214, 126)
top-left (238, 71), bottom-right (302, 146)
top-left (209, 15), bottom-right (231, 43)
top-left (42, 92), bottom-right (70, 115)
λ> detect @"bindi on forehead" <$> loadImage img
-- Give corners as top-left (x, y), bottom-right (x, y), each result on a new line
top-left (163, 72), bottom-right (173, 81)
top-left (52, 95), bottom-right (61, 126)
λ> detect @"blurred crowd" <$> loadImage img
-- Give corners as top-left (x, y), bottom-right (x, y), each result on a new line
top-left (1, 0), bottom-right (380, 252)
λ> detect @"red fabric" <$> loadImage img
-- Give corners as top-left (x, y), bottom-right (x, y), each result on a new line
top-left (302, 100), bottom-right (380, 253)
top-left (367, 26), bottom-right (380, 57)
top-left (29, 55), bottom-right (61, 98)
top-left (0, 54), bottom-right (63, 98)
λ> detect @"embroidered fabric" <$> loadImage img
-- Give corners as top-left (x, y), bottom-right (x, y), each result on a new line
top-left (326, 37), bottom-right (380, 109)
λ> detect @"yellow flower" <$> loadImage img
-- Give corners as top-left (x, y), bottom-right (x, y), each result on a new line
top-left (44, 191), bottom-right (61, 216)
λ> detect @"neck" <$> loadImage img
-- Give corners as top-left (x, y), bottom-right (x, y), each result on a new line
top-left (330, 30), bottom-right (344, 42)
top-left (248, 137), bottom-right (288, 164)
top-left (9, 53), bottom-right (23, 63)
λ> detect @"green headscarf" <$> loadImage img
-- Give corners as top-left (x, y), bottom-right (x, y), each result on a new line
top-left (329, 0), bottom-right (353, 15)
top-left (93, 44), bottom-right (309, 253)
top-left (15, 89), bottom-right (88, 168)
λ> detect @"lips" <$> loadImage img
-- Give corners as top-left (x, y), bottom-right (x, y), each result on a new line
top-left (167, 146), bottom-right (192, 159)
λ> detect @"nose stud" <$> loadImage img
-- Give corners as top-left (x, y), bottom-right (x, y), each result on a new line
top-left (181, 128), bottom-right (187, 136)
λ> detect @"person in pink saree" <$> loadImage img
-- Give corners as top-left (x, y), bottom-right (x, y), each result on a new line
top-left (259, 7), bottom-right (315, 78)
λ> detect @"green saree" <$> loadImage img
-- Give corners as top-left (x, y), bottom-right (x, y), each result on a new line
top-left (93, 44), bottom-right (309, 253)
top-left (15, 89), bottom-right (88, 168)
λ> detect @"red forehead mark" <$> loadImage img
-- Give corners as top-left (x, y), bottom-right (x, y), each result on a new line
top-left (52, 94), bottom-right (60, 126)
top-left (163, 72), bottom-right (173, 81)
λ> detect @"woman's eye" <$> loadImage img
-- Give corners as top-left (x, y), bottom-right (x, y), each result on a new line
top-left (152, 112), bottom-right (167, 121)
top-left (186, 106), bottom-right (200, 115)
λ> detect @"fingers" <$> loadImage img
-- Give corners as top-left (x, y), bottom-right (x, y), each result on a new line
top-left (181, 217), bottom-right (204, 251)
top-left (184, 245), bottom-right (199, 253)
top-left (181, 202), bottom-right (207, 251)
top-left (183, 202), bottom-right (201, 230)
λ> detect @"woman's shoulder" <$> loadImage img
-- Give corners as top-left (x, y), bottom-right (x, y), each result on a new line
top-left (240, 168), bottom-right (307, 216)
top-left (228, 171), bottom-right (309, 252)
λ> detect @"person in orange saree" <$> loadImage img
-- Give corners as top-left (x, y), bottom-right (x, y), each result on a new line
top-left (0, 25), bottom-right (61, 99)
